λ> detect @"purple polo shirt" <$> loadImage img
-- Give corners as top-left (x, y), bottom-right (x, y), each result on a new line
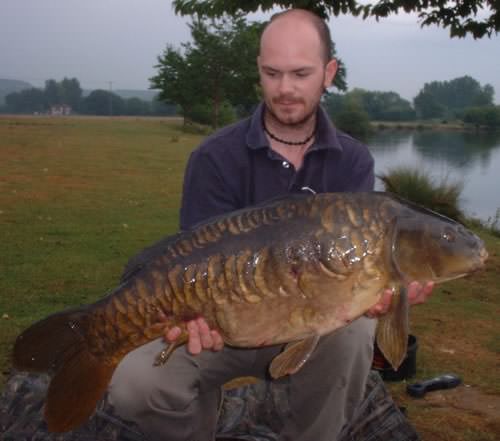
top-left (180, 103), bottom-right (374, 230)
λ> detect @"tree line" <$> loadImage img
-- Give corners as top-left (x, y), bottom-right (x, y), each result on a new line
top-left (0, 78), bottom-right (176, 117)
top-left (2, 13), bottom-right (498, 130)
top-left (323, 77), bottom-right (499, 127)
top-left (150, 15), bottom-right (499, 131)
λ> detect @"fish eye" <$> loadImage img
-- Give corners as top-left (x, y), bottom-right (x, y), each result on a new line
top-left (442, 228), bottom-right (456, 243)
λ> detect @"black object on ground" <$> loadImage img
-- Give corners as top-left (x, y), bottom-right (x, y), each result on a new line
top-left (406, 374), bottom-right (462, 398)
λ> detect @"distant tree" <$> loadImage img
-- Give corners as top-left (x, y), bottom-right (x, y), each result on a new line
top-left (41, 78), bottom-right (83, 110)
top-left (333, 101), bottom-right (372, 139)
top-left (58, 78), bottom-right (83, 110)
top-left (413, 90), bottom-right (446, 119)
top-left (151, 45), bottom-right (197, 121)
top-left (151, 98), bottom-right (178, 116)
top-left (323, 88), bottom-right (415, 121)
top-left (0, 79), bottom-right (33, 106)
top-left (189, 100), bottom-right (238, 126)
top-left (44, 79), bottom-right (61, 106)
top-left (150, 16), bottom-right (262, 128)
top-left (124, 97), bottom-right (149, 115)
top-left (151, 14), bottom-right (346, 127)
top-left (173, 0), bottom-right (500, 39)
top-left (81, 90), bottom-right (125, 116)
top-left (414, 76), bottom-right (495, 119)
top-left (322, 92), bottom-right (345, 118)
top-left (461, 105), bottom-right (500, 129)
top-left (5, 88), bottom-right (46, 113)
top-left (348, 89), bottom-right (415, 121)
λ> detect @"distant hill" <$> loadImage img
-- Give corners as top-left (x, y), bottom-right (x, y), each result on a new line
top-left (0, 79), bottom-right (33, 105)
top-left (114, 89), bottom-right (159, 101)
top-left (0, 78), bottom-right (159, 105)
top-left (82, 88), bottom-right (159, 102)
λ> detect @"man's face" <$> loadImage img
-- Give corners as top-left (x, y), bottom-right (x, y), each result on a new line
top-left (258, 17), bottom-right (337, 127)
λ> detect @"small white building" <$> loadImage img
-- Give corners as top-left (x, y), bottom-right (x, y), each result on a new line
top-left (49, 104), bottom-right (72, 116)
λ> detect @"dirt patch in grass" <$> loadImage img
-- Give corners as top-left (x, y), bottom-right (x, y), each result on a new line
top-left (389, 384), bottom-right (500, 441)
top-left (422, 386), bottom-right (500, 420)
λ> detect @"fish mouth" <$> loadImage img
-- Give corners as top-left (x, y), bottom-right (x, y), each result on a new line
top-left (433, 253), bottom-right (488, 283)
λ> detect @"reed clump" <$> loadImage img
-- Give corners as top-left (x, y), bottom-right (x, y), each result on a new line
top-left (378, 166), bottom-right (464, 221)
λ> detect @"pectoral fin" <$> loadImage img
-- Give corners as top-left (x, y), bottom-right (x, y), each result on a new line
top-left (269, 335), bottom-right (320, 379)
top-left (154, 329), bottom-right (188, 366)
top-left (375, 286), bottom-right (409, 370)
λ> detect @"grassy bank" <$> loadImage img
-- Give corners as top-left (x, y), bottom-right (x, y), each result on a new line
top-left (1, 116), bottom-right (499, 440)
top-left (0, 115), bottom-right (198, 374)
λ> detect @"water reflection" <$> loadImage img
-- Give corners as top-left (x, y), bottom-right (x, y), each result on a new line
top-left (412, 131), bottom-right (500, 170)
top-left (368, 129), bottom-right (500, 220)
top-left (367, 130), bottom-right (412, 153)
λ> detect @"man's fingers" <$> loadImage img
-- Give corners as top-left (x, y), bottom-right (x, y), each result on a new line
top-left (365, 289), bottom-right (393, 318)
top-left (211, 330), bottom-right (224, 351)
top-left (187, 321), bottom-right (202, 355)
top-left (165, 326), bottom-right (181, 343)
top-left (166, 318), bottom-right (224, 355)
top-left (423, 281), bottom-right (434, 297)
top-left (196, 317), bottom-right (215, 350)
top-left (366, 281), bottom-right (434, 319)
top-left (408, 281), bottom-right (434, 305)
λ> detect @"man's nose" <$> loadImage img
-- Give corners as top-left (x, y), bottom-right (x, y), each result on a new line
top-left (277, 75), bottom-right (294, 94)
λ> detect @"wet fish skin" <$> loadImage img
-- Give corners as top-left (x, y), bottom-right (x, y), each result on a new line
top-left (12, 192), bottom-right (487, 432)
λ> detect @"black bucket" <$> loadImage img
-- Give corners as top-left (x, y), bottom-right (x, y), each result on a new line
top-left (372, 334), bottom-right (418, 381)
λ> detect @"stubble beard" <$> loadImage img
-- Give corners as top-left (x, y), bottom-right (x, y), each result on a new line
top-left (264, 85), bottom-right (325, 131)
top-left (265, 102), bottom-right (318, 129)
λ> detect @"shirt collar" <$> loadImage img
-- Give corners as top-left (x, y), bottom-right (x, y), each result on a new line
top-left (246, 102), bottom-right (343, 153)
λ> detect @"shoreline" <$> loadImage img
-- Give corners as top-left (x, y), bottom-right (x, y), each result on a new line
top-left (371, 120), bottom-right (499, 132)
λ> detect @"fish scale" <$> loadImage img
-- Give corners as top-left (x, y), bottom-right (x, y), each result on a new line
top-left (12, 192), bottom-right (487, 432)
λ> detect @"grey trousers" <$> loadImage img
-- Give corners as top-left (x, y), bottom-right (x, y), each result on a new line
top-left (108, 317), bottom-right (376, 441)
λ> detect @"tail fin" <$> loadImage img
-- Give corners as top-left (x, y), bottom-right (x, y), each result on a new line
top-left (13, 309), bottom-right (117, 432)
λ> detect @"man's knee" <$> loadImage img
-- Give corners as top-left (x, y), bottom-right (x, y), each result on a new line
top-left (108, 341), bottom-right (200, 419)
top-left (315, 316), bottom-right (376, 366)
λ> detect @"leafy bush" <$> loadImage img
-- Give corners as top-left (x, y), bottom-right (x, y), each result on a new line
top-left (461, 106), bottom-right (500, 129)
top-left (186, 100), bottom-right (237, 128)
top-left (333, 105), bottom-right (372, 140)
top-left (323, 89), bottom-right (416, 122)
top-left (378, 166), bottom-right (464, 221)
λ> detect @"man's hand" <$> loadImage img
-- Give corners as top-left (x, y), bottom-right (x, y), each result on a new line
top-left (165, 317), bottom-right (224, 355)
top-left (365, 281), bottom-right (434, 318)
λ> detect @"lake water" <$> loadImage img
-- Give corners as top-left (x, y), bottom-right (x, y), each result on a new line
top-left (368, 129), bottom-right (500, 222)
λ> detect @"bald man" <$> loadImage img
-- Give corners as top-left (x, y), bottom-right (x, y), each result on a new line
top-left (109, 9), bottom-right (432, 441)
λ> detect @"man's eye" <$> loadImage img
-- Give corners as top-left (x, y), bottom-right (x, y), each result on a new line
top-left (296, 72), bottom-right (309, 78)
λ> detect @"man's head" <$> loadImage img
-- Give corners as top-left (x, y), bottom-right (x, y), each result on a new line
top-left (258, 9), bottom-right (337, 127)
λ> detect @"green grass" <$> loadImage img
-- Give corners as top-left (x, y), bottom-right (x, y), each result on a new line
top-left (1, 116), bottom-right (499, 440)
top-left (0, 115), bottom-right (200, 377)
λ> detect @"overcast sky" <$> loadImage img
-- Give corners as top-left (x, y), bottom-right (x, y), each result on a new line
top-left (1, 0), bottom-right (499, 103)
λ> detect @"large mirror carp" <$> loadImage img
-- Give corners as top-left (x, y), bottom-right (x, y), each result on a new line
top-left (12, 192), bottom-right (488, 432)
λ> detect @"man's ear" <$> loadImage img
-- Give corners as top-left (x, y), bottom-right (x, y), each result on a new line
top-left (324, 59), bottom-right (338, 88)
